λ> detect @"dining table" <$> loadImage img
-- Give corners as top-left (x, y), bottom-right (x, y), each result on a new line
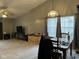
top-left (51, 38), bottom-right (73, 59)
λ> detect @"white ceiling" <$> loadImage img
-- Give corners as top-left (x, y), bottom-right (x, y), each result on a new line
top-left (0, 0), bottom-right (47, 18)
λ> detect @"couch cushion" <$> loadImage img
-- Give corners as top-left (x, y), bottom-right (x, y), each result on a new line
top-left (28, 36), bottom-right (41, 44)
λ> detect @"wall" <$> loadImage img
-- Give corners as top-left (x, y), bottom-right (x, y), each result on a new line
top-left (14, 0), bottom-right (51, 34)
top-left (53, 0), bottom-right (78, 16)
top-left (2, 18), bottom-right (14, 33)
top-left (14, 0), bottom-right (79, 34)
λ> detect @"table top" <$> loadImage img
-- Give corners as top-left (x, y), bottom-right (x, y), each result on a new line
top-left (51, 38), bottom-right (73, 49)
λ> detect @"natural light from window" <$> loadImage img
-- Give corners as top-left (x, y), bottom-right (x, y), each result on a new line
top-left (47, 16), bottom-right (75, 39)
top-left (47, 17), bottom-right (57, 37)
top-left (61, 16), bottom-right (75, 39)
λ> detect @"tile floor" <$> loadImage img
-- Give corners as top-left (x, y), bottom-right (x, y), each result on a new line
top-left (0, 39), bottom-right (78, 59)
top-left (0, 39), bottom-right (39, 59)
top-left (66, 49), bottom-right (79, 59)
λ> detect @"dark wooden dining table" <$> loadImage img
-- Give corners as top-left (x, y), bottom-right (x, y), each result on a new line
top-left (51, 38), bottom-right (73, 59)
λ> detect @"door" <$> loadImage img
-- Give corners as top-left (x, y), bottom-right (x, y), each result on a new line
top-left (0, 22), bottom-right (3, 39)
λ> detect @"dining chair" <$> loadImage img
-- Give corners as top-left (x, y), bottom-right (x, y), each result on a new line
top-left (38, 35), bottom-right (52, 59)
top-left (61, 32), bottom-right (70, 38)
top-left (38, 35), bottom-right (62, 59)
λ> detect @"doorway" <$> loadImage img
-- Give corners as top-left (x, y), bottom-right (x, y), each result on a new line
top-left (0, 22), bottom-right (3, 39)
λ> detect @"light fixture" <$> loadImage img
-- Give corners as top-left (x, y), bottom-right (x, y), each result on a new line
top-left (0, 11), bottom-right (8, 18)
top-left (0, 7), bottom-right (14, 18)
top-left (47, 0), bottom-right (58, 17)
top-left (48, 10), bottom-right (58, 17)
top-left (0, 0), bottom-right (13, 18)
top-left (0, 9), bottom-right (8, 18)
top-left (2, 14), bottom-right (7, 18)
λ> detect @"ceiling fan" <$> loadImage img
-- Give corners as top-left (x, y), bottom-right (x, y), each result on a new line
top-left (0, 0), bottom-right (13, 18)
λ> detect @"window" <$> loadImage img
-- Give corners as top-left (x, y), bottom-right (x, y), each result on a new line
top-left (47, 17), bottom-right (57, 37)
top-left (47, 16), bottom-right (75, 39)
top-left (61, 16), bottom-right (75, 39)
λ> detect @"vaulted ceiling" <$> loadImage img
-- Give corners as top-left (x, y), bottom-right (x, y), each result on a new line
top-left (0, 0), bottom-right (47, 18)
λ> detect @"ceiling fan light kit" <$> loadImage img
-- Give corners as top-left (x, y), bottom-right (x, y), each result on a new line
top-left (0, 8), bottom-right (14, 18)
top-left (0, 0), bottom-right (13, 18)
top-left (2, 14), bottom-right (7, 18)
top-left (0, 9), bottom-right (8, 18)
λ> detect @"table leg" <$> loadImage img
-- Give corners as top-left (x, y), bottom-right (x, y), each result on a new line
top-left (70, 43), bottom-right (72, 56)
top-left (63, 50), bottom-right (66, 59)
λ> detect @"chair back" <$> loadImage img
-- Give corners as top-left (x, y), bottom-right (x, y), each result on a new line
top-left (38, 35), bottom-right (53, 59)
top-left (61, 33), bottom-right (69, 38)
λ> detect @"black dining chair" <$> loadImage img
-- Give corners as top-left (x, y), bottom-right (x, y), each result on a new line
top-left (38, 35), bottom-right (62, 59)
top-left (38, 35), bottom-right (53, 59)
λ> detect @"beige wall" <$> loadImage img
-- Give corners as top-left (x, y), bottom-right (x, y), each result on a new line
top-left (53, 0), bottom-right (78, 16)
top-left (14, 0), bottom-right (79, 34)
top-left (14, 0), bottom-right (51, 34)
top-left (2, 18), bottom-right (14, 33)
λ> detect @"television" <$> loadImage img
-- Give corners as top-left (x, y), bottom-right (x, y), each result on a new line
top-left (16, 26), bottom-right (25, 34)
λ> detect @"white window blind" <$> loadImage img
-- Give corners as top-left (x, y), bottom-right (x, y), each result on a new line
top-left (61, 16), bottom-right (75, 39)
top-left (47, 18), bottom-right (57, 37)
top-left (47, 16), bottom-right (75, 39)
